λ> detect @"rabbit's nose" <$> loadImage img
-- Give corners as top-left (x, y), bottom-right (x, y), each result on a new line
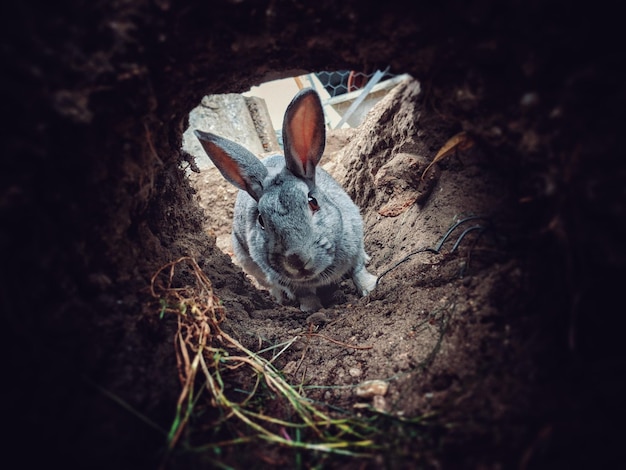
top-left (284, 253), bottom-right (315, 276)
top-left (286, 254), bottom-right (306, 271)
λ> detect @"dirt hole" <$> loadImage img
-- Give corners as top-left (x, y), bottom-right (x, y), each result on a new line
top-left (163, 69), bottom-right (537, 467)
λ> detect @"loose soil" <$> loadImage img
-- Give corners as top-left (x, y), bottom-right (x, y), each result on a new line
top-left (180, 80), bottom-right (570, 467)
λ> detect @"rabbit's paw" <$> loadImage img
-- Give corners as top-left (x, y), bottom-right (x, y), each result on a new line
top-left (298, 293), bottom-right (323, 313)
top-left (270, 286), bottom-right (295, 306)
top-left (353, 267), bottom-right (378, 296)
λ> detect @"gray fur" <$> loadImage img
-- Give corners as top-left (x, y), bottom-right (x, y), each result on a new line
top-left (195, 88), bottom-right (377, 312)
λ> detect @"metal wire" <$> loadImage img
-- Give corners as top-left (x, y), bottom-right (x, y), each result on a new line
top-left (313, 69), bottom-right (396, 97)
top-left (375, 216), bottom-right (493, 287)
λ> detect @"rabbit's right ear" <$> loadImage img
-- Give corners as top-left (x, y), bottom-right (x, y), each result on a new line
top-left (194, 130), bottom-right (267, 201)
top-left (282, 88), bottom-right (326, 187)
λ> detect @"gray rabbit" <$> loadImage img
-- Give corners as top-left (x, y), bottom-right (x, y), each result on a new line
top-left (194, 88), bottom-right (377, 312)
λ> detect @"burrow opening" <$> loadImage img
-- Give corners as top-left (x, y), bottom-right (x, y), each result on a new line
top-left (4, 2), bottom-right (623, 468)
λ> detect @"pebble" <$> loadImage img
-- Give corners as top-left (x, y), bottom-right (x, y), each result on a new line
top-left (355, 379), bottom-right (389, 398)
top-left (372, 395), bottom-right (388, 412)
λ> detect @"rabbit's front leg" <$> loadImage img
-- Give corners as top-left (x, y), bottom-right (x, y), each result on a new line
top-left (269, 285), bottom-right (321, 312)
top-left (270, 285), bottom-right (294, 305)
top-left (295, 288), bottom-right (323, 313)
top-left (352, 265), bottom-right (378, 297)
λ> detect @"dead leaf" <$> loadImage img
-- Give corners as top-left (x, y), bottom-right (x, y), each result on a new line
top-left (421, 131), bottom-right (474, 180)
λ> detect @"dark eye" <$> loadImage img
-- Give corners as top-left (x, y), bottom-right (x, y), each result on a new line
top-left (257, 214), bottom-right (265, 229)
top-left (308, 195), bottom-right (320, 213)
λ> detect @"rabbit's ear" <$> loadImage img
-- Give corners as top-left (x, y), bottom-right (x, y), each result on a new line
top-left (282, 88), bottom-right (326, 185)
top-left (194, 130), bottom-right (267, 201)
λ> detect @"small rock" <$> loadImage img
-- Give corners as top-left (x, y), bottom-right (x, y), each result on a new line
top-left (355, 379), bottom-right (389, 398)
top-left (372, 395), bottom-right (389, 412)
top-left (306, 311), bottom-right (329, 325)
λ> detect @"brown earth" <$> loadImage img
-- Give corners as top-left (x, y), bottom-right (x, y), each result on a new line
top-left (2, 1), bottom-right (625, 469)
top-left (185, 79), bottom-right (555, 468)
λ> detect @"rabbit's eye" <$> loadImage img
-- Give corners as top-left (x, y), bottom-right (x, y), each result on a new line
top-left (308, 196), bottom-right (320, 213)
top-left (257, 214), bottom-right (265, 229)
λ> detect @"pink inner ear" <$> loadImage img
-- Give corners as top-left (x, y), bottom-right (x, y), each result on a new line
top-left (289, 95), bottom-right (319, 168)
top-left (201, 140), bottom-right (248, 189)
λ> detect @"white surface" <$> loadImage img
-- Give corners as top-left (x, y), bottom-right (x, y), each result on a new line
top-left (244, 78), bottom-right (300, 130)
top-left (244, 75), bottom-right (345, 129)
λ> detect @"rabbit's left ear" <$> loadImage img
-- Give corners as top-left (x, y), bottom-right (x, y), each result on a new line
top-left (194, 130), bottom-right (267, 201)
top-left (282, 88), bottom-right (326, 186)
